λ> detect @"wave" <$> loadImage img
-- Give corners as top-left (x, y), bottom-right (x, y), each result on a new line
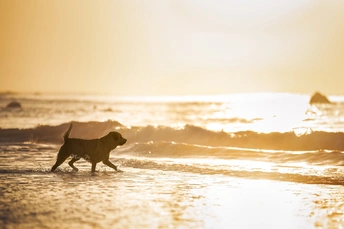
top-left (0, 121), bottom-right (123, 143)
top-left (115, 142), bottom-right (344, 166)
top-left (116, 157), bottom-right (344, 186)
top-left (202, 117), bottom-right (263, 124)
top-left (1, 120), bottom-right (344, 152)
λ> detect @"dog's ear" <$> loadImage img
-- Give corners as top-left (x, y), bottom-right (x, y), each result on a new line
top-left (112, 132), bottom-right (119, 141)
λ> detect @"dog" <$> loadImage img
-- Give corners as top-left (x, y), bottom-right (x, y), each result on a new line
top-left (51, 123), bottom-right (127, 172)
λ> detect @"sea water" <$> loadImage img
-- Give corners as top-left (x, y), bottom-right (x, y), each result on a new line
top-left (0, 92), bottom-right (344, 228)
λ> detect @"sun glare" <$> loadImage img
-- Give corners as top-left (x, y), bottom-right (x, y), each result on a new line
top-left (201, 93), bottom-right (309, 133)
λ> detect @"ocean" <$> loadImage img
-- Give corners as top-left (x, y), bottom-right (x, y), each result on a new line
top-left (1, 92), bottom-right (344, 228)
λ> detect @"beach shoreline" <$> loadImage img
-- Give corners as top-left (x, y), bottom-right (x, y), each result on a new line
top-left (1, 144), bottom-right (343, 228)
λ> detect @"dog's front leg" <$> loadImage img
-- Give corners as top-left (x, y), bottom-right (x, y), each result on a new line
top-left (103, 159), bottom-right (121, 172)
top-left (91, 162), bottom-right (97, 172)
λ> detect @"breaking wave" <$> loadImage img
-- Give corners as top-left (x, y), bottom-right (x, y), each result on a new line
top-left (115, 141), bottom-right (344, 166)
top-left (1, 120), bottom-right (344, 152)
top-left (1, 120), bottom-right (343, 185)
top-left (116, 157), bottom-right (344, 185)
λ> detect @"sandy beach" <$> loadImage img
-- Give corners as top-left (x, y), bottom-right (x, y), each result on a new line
top-left (1, 143), bottom-right (344, 229)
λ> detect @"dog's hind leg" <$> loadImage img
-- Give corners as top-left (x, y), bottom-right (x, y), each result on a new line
top-left (68, 157), bottom-right (80, 171)
top-left (51, 147), bottom-right (71, 172)
top-left (51, 155), bottom-right (69, 172)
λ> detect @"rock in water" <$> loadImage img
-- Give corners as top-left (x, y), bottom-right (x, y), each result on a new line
top-left (309, 92), bottom-right (331, 104)
top-left (6, 101), bottom-right (22, 109)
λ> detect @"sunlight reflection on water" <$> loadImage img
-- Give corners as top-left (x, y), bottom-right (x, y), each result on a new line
top-left (3, 93), bottom-right (344, 133)
top-left (0, 143), bottom-right (344, 228)
top-left (2, 168), bottom-right (343, 229)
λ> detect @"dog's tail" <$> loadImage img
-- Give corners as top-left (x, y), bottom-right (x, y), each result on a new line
top-left (63, 123), bottom-right (73, 142)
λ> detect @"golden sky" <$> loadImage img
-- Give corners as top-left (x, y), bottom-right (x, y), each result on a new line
top-left (1, 0), bottom-right (344, 95)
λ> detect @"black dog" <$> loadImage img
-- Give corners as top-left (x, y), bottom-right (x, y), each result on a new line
top-left (51, 123), bottom-right (127, 172)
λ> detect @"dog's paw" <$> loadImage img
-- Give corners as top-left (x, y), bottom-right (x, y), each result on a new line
top-left (116, 169), bottom-right (124, 173)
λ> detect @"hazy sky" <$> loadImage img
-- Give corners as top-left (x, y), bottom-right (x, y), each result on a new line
top-left (1, 0), bottom-right (344, 95)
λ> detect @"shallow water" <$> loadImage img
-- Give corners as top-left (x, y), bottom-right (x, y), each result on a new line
top-left (1, 93), bottom-right (344, 228)
top-left (1, 143), bottom-right (344, 228)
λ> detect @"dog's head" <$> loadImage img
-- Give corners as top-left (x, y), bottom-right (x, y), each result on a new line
top-left (109, 132), bottom-right (127, 146)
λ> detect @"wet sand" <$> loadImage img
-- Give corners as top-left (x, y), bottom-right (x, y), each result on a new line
top-left (1, 144), bottom-right (344, 228)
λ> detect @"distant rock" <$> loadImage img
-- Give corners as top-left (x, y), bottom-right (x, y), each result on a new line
top-left (103, 107), bottom-right (113, 112)
top-left (6, 101), bottom-right (22, 109)
top-left (309, 92), bottom-right (331, 104)
top-left (0, 91), bottom-right (17, 95)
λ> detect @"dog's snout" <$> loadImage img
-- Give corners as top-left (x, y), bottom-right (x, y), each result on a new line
top-left (121, 138), bottom-right (127, 145)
